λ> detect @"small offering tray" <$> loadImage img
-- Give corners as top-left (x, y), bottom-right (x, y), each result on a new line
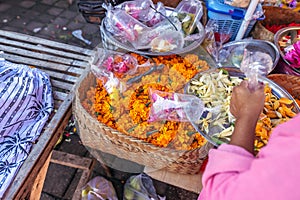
top-left (100, 7), bottom-right (206, 56)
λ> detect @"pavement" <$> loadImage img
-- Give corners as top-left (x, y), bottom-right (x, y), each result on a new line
top-left (0, 0), bottom-right (200, 199)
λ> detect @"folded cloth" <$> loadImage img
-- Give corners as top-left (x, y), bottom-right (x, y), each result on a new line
top-left (0, 59), bottom-right (53, 197)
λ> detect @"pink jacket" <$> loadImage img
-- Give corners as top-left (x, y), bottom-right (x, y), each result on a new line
top-left (199, 114), bottom-right (300, 200)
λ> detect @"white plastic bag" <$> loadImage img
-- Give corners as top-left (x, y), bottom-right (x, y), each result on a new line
top-left (123, 173), bottom-right (165, 200)
top-left (81, 176), bottom-right (118, 200)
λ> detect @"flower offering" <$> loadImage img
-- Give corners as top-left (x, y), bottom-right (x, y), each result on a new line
top-left (102, 0), bottom-right (205, 52)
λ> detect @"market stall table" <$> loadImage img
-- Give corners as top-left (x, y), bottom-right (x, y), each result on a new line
top-left (0, 30), bottom-right (93, 199)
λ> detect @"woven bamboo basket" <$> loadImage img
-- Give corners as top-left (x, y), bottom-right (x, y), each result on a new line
top-left (73, 71), bottom-right (214, 175)
top-left (268, 74), bottom-right (300, 101)
top-left (251, 6), bottom-right (300, 42)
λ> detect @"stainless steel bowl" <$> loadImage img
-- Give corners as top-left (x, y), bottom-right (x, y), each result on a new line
top-left (274, 26), bottom-right (300, 75)
top-left (185, 67), bottom-right (300, 147)
top-left (100, 7), bottom-right (206, 56)
top-left (218, 39), bottom-right (280, 74)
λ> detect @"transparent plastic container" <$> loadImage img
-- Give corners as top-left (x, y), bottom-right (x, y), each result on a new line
top-left (173, 0), bottom-right (204, 35)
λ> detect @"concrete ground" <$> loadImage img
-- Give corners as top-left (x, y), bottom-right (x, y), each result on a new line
top-left (0, 0), bottom-right (201, 199)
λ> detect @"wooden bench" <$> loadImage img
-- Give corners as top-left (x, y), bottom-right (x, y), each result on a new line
top-left (0, 30), bottom-right (93, 199)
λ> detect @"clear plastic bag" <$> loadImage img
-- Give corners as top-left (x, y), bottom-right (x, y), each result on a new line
top-left (148, 89), bottom-right (205, 122)
top-left (202, 20), bottom-right (218, 60)
top-left (104, 8), bottom-right (150, 46)
top-left (150, 30), bottom-right (184, 52)
top-left (123, 173), bottom-right (162, 200)
top-left (91, 48), bottom-right (142, 93)
top-left (116, 0), bottom-right (155, 22)
top-left (135, 16), bottom-right (182, 50)
top-left (91, 48), bottom-right (139, 76)
top-left (81, 176), bottom-right (118, 200)
top-left (173, 0), bottom-right (203, 35)
top-left (202, 20), bottom-right (232, 64)
top-left (240, 49), bottom-right (273, 91)
top-left (145, 2), bottom-right (167, 27)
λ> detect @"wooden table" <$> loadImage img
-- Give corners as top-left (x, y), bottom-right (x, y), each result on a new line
top-left (145, 167), bottom-right (203, 194)
top-left (0, 30), bottom-right (93, 199)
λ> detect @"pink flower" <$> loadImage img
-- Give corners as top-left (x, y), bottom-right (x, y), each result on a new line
top-left (293, 40), bottom-right (300, 52)
top-left (116, 62), bottom-right (129, 73)
top-left (103, 56), bottom-right (114, 72)
top-left (284, 40), bottom-right (300, 68)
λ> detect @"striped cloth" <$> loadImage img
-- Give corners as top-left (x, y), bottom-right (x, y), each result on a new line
top-left (0, 59), bottom-right (53, 197)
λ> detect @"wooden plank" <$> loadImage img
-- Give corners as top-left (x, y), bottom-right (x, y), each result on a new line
top-left (30, 152), bottom-right (53, 200)
top-left (0, 37), bottom-right (93, 62)
top-left (0, 30), bottom-right (93, 56)
top-left (42, 69), bottom-right (78, 83)
top-left (48, 150), bottom-right (95, 200)
top-left (51, 79), bottom-right (73, 91)
top-left (54, 100), bottom-right (64, 110)
top-left (53, 90), bottom-right (69, 102)
top-left (0, 43), bottom-right (91, 68)
top-left (144, 167), bottom-right (203, 194)
top-left (1, 52), bottom-right (86, 75)
top-left (72, 169), bottom-right (91, 200)
top-left (50, 150), bottom-right (94, 170)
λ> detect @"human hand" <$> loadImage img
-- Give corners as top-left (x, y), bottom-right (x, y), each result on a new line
top-left (230, 80), bottom-right (265, 122)
top-left (229, 80), bottom-right (265, 154)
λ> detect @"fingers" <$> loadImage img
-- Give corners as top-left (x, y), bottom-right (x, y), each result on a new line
top-left (239, 80), bottom-right (248, 88)
top-left (239, 80), bottom-right (264, 92)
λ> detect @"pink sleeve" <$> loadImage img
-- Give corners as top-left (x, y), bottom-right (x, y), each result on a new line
top-left (198, 144), bottom-right (255, 200)
top-left (198, 114), bottom-right (300, 200)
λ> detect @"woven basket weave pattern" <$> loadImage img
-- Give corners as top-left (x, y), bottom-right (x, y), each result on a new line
top-left (73, 72), bottom-right (213, 174)
top-left (251, 6), bottom-right (300, 41)
top-left (268, 74), bottom-right (300, 99)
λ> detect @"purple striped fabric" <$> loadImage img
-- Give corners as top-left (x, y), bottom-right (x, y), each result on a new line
top-left (0, 59), bottom-right (53, 197)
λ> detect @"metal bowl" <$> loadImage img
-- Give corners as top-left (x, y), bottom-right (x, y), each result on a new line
top-left (218, 39), bottom-right (279, 74)
top-left (274, 26), bottom-right (300, 75)
top-left (100, 7), bottom-right (205, 56)
top-left (185, 67), bottom-right (300, 147)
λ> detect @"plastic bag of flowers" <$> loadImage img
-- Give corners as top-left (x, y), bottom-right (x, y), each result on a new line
top-left (150, 30), bottom-right (184, 52)
top-left (172, 0), bottom-right (203, 35)
top-left (145, 2), bottom-right (167, 27)
top-left (104, 5), bottom-right (151, 48)
top-left (136, 16), bottom-right (182, 50)
top-left (90, 48), bottom-right (142, 93)
top-left (115, 0), bottom-right (156, 22)
top-left (148, 89), bottom-right (205, 122)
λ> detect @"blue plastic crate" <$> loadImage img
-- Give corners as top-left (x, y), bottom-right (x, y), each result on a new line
top-left (206, 0), bottom-right (262, 41)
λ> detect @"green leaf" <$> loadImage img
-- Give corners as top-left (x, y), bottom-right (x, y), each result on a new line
top-left (127, 124), bottom-right (139, 133)
top-left (187, 131), bottom-right (197, 136)
top-left (95, 112), bottom-right (100, 117)
top-left (220, 68), bottom-right (229, 75)
top-left (146, 130), bottom-right (159, 137)
top-left (168, 77), bottom-right (172, 84)
top-left (109, 105), bottom-right (116, 112)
